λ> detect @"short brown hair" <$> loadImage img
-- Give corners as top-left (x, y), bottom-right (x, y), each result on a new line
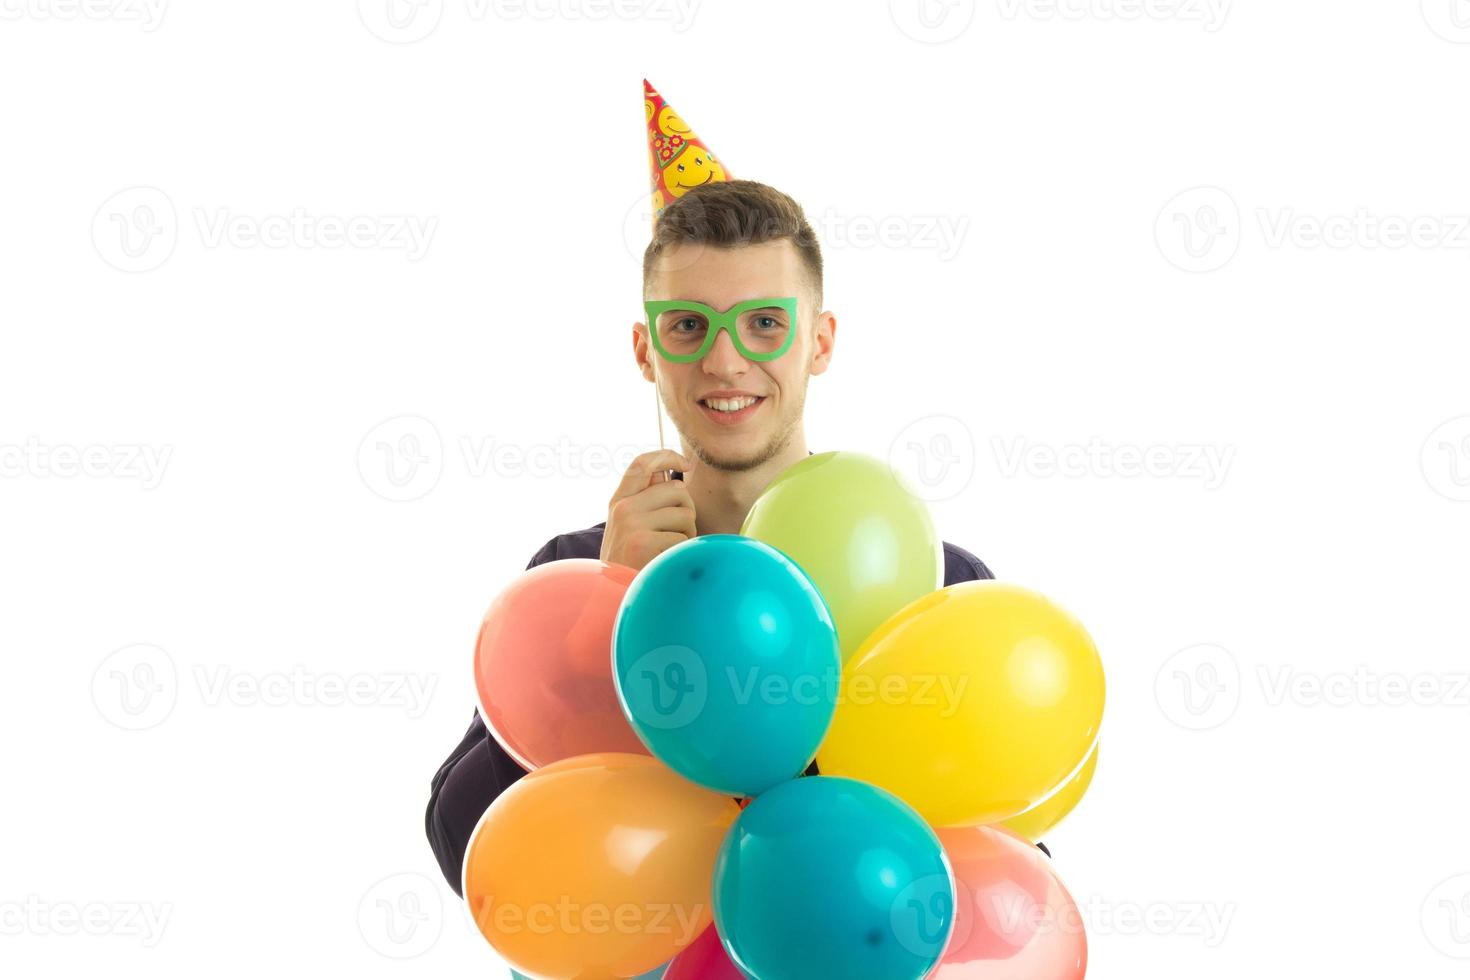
top-left (642, 179), bottom-right (823, 310)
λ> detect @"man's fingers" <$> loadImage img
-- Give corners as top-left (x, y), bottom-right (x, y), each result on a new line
top-left (643, 508), bottom-right (698, 537)
top-left (615, 480), bottom-right (693, 515)
top-left (644, 451), bottom-right (694, 489)
top-left (612, 450), bottom-right (693, 501)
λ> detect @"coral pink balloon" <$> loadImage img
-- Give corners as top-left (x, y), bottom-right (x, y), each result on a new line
top-left (930, 825), bottom-right (1087, 980)
top-left (474, 559), bottom-right (649, 769)
top-left (664, 923), bottom-right (746, 980)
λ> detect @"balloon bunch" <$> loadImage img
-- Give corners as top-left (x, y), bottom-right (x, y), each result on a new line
top-left (467, 452), bottom-right (1104, 980)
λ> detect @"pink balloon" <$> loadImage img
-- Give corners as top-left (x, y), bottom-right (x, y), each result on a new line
top-left (930, 825), bottom-right (1087, 980)
top-left (474, 559), bottom-right (650, 769)
top-left (664, 923), bottom-right (746, 980)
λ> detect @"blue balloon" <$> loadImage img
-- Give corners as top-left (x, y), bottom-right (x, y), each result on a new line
top-left (713, 776), bottom-right (955, 980)
top-left (612, 534), bottom-right (839, 797)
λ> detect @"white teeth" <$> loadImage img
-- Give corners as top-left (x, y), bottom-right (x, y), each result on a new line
top-left (705, 396), bottom-right (758, 413)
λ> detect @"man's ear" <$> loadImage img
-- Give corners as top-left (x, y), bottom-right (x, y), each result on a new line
top-left (633, 321), bottom-right (656, 383)
top-left (808, 310), bottom-right (837, 377)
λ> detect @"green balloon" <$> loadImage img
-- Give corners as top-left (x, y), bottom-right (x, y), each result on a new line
top-left (741, 451), bottom-right (942, 665)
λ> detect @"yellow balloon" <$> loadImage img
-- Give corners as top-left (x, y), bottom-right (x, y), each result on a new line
top-left (1001, 740), bottom-right (1098, 841)
top-left (463, 753), bottom-right (739, 979)
top-left (816, 581), bottom-right (1104, 827)
top-left (740, 451), bottom-right (942, 665)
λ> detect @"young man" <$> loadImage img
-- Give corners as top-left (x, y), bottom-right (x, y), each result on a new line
top-left (425, 180), bottom-right (1001, 895)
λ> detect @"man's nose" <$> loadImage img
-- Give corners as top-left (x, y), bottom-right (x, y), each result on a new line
top-left (701, 327), bottom-right (748, 375)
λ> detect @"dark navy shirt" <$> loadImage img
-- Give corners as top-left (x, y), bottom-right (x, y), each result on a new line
top-left (425, 506), bottom-right (998, 895)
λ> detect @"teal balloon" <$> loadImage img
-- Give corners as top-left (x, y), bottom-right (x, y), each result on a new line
top-left (612, 534), bottom-right (839, 797)
top-left (713, 776), bottom-right (955, 980)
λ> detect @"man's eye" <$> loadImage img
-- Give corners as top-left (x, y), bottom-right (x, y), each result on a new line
top-left (674, 318), bottom-right (702, 332)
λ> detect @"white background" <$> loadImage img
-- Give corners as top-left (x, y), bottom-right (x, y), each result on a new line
top-left (3, 0), bottom-right (1469, 976)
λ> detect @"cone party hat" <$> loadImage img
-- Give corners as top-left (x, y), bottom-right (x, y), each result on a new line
top-left (644, 79), bottom-right (731, 224)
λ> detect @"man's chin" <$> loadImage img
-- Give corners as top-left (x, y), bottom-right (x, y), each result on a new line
top-left (689, 430), bottom-right (785, 473)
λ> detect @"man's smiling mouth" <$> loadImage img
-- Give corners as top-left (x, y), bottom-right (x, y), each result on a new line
top-left (698, 395), bottom-right (766, 421)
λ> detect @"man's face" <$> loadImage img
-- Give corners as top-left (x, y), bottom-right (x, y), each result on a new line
top-left (638, 239), bottom-right (834, 473)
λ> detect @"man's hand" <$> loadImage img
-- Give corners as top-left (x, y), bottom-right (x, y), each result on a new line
top-left (599, 450), bottom-right (698, 571)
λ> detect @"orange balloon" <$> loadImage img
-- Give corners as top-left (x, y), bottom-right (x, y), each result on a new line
top-left (931, 825), bottom-right (1087, 980)
top-left (475, 560), bottom-right (649, 770)
top-left (463, 753), bottom-right (740, 980)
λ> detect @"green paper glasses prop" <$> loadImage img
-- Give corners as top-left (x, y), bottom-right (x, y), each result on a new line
top-left (644, 296), bottom-right (798, 363)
